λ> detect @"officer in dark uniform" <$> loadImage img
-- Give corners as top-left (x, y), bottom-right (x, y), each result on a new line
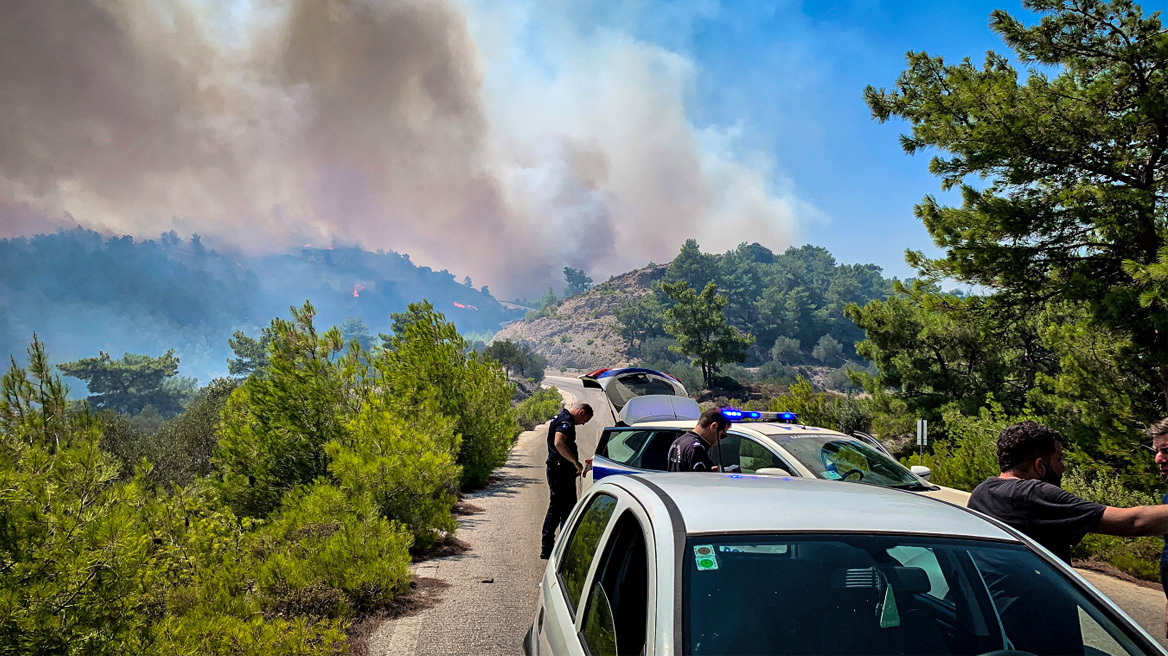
top-left (541, 402), bottom-right (594, 559)
top-left (668, 408), bottom-right (732, 472)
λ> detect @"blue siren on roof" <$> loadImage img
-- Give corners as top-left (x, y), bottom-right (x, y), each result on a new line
top-left (721, 409), bottom-right (800, 424)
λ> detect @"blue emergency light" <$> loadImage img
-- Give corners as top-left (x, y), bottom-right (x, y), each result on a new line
top-left (721, 408), bottom-right (800, 424)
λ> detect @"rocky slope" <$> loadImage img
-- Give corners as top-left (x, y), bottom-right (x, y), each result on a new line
top-left (492, 265), bottom-right (667, 369)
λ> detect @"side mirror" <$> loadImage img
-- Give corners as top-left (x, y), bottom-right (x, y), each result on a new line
top-left (910, 465), bottom-right (932, 482)
top-left (756, 467), bottom-right (793, 477)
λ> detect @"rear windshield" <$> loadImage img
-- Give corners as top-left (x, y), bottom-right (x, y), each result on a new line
top-left (684, 534), bottom-right (1148, 656)
top-left (762, 432), bottom-right (919, 488)
top-left (604, 373), bottom-right (681, 411)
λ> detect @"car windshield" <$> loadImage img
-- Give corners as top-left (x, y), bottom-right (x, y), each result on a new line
top-left (603, 372), bottom-right (683, 411)
top-left (684, 534), bottom-right (1150, 656)
top-left (762, 432), bottom-right (923, 489)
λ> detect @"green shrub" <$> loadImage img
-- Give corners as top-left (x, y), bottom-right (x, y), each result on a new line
top-left (756, 360), bottom-right (798, 384)
top-left (767, 377), bottom-right (835, 427)
top-left (517, 387), bottom-right (564, 431)
top-left (254, 485), bottom-right (413, 617)
top-left (214, 302), bottom-right (350, 519)
top-left (333, 399), bottom-right (459, 550)
top-left (901, 401), bottom-right (1013, 491)
top-left (377, 302), bottom-right (519, 488)
top-left (147, 612), bottom-right (347, 656)
top-left (0, 339), bottom-right (154, 654)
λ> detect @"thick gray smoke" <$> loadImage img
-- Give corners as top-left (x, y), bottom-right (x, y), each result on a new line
top-left (0, 0), bottom-right (808, 295)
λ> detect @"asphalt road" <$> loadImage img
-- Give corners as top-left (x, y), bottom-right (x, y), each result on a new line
top-left (369, 374), bottom-right (1168, 653)
top-left (368, 375), bottom-right (605, 656)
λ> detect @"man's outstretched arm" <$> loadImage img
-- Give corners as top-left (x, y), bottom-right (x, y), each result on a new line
top-left (1096, 504), bottom-right (1168, 536)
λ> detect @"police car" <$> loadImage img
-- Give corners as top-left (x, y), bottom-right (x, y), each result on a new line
top-left (580, 368), bottom-right (970, 505)
top-left (525, 474), bottom-right (1165, 656)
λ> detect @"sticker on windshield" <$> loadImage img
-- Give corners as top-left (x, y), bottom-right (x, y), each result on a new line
top-left (693, 544), bottom-right (718, 571)
top-left (822, 470), bottom-right (841, 480)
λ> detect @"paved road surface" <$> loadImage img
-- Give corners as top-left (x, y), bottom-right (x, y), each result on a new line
top-left (368, 375), bottom-right (606, 656)
top-left (370, 374), bottom-right (1168, 653)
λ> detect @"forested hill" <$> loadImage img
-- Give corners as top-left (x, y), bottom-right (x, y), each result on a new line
top-left (497, 239), bottom-right (896, 393)
top-left (0, 228), bottom-right (521, 384)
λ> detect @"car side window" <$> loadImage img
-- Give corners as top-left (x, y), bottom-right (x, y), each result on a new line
top-left (600, 430), bottom-right (650, 465)
top-left (558, 493), bottom-right (619, 615)
top-left (738, 437), bottom-right (791, 474)
top-left (580, 511), bottom-right (650, 656)
top-left (633, 430), bottom-right (680, 471)
top-left (711, 433), bottom-right (743, 471)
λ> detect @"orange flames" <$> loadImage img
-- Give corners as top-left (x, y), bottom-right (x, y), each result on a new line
top-left (453, 301), bottom-right (479, 311)
top-left (352, 283), bottom-right (364, 298)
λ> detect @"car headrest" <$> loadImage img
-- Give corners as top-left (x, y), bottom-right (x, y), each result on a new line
top-left (890, 566), bottom-right (930, 595)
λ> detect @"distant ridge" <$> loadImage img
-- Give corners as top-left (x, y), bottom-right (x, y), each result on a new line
top-left (0, 228), bottom-right (522, 384)
top-left (492, 265), bottom-right (666, 370)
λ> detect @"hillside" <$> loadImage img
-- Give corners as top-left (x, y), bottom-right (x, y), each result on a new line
top-left (0, 228), bottom-right (523, 383)
top-left (492, 265), bottom-right (666, 369)
top-left (493, 241), bottom-right (897, 395)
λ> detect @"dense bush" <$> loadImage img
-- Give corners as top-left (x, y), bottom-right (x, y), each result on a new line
top-left (0, 344), bottom-right (162, 654)
top-left (101, 378), bottom-right (239, 485)
top-left (517, 387), bottom-right (564, 431)
top-left (1, 299), bottom-right (522, 653)
top-left (765, 377), bottom-right (872, 435)
top-left (755, 360), bottom-right (798, 384)
top-left (898, 402), bottom-right (1010, 492)
top-left (372, 301), bottom-right (519, 488)
top-left (214, 303), bottom-right (351, 519)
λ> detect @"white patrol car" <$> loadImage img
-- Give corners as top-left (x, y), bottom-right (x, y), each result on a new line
top-left (580, 367), bottom-right (970, 505)
top-left (525, 474), bottom-right (1165, 656)
top-left (588, 413), bottom-right (971, 505)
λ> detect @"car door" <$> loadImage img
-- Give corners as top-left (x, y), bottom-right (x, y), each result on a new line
top-left (591, 427), bottom-right (682, 481)
top-left (534, 489), bottom-right (657, 656)
top-left (537, 491), bottom-right (620, 656)
top-left (575, 507), bottom-right (656, 655)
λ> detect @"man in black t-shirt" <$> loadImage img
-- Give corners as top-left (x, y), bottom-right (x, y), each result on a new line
top-left (970, 421), bottom-right (1168, 563)
top-left (970, 420), bottom-right (1168, 652)
top-left (540, 402), bottom-right (593, 559)
top-left (667, 408), bottom-right (732, 472)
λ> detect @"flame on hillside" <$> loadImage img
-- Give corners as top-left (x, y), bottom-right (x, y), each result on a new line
top-left (352, 283), bottom-right (364, 298)
top-left (453, 301), bottom-right (478, 311)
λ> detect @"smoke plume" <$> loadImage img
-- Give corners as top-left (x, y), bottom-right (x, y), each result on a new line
top-left (0, 0), bottom-right (812, 295)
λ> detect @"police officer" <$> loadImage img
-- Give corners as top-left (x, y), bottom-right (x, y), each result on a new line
top-left (540, 402), bottom-right (593, 559)
top-left (667, 408), bottom-right (732, 472)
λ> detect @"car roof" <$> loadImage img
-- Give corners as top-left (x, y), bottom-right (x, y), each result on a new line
top-left (611, 473), bottom-right (1015, 540)
top-left (624, 418), bottom-right (851, 439)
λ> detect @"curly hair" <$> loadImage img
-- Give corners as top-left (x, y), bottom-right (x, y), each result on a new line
top-left (1147, 417), bottom-right (1168, 440)
top-left (997, 421), bottom-right (1063, 472)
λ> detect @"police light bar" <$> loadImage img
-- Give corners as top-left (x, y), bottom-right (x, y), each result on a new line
top-left (721, 409), bottom-right (800, 424)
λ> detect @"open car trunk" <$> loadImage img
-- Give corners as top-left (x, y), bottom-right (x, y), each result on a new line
top-left (580, 367), bottom-right (699, 424)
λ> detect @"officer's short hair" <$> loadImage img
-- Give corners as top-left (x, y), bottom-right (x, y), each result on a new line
top-left (697, 408), bottom-right (732, 430)
top-left (572, 402), bottom-right (593, 417)
top-left (998, 421), bottom-right (1062, 472)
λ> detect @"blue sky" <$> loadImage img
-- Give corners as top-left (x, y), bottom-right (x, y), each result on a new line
top-left (518, 0), bottom-right (1032, 280)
